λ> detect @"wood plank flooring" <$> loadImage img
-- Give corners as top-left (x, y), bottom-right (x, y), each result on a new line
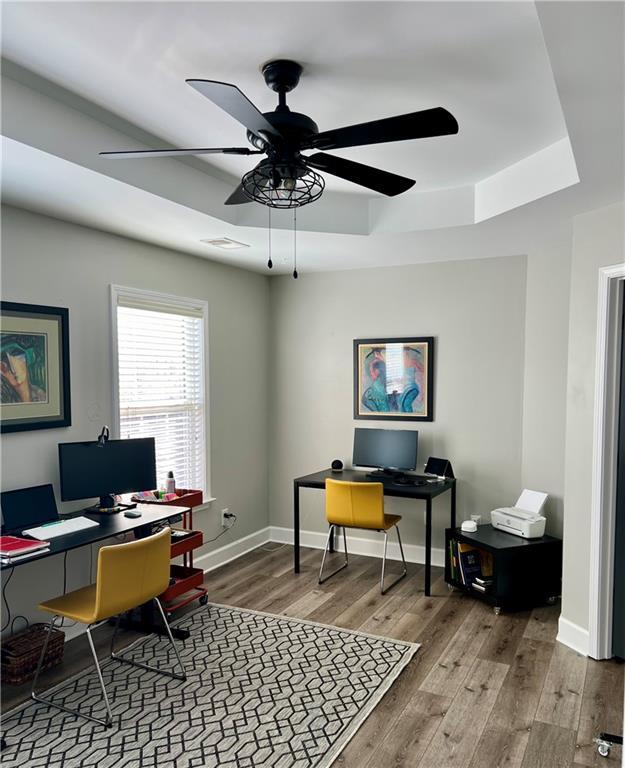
top-left (3, 543), bottom-right (623, 767)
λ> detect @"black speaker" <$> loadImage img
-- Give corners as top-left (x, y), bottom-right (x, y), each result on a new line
top-left (331, 459), bottom-right (344, 473)
top-left (424, 457), bottom-right (454, 479)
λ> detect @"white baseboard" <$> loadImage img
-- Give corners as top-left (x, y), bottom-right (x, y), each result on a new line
top-left (557, 616), bottom-right (590, 656)
top-left (194, 526), bottom-right (271, 573)
top-left (268, 526), bottom-right (446, 568)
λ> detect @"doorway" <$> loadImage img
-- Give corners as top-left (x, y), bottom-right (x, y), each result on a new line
top-left (612, 292), bottom-right (625, 658)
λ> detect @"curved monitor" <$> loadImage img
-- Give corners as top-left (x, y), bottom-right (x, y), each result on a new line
top-left (58, 437), bottom-right (156, 502)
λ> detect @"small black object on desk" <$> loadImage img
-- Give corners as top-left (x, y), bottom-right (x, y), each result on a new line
top-left (293, 468), bottom-right (456, 596)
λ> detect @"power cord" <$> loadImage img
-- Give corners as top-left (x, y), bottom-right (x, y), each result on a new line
top-left (203, 514), bottom-right (237, 545)
top-left (1, 568), bottom-right (14, 633)
top-left (1, 568), bottom-right (29, 635)
top-left (58, 551), bottom-right (77, 628)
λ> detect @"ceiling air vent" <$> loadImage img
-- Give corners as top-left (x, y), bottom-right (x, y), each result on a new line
top-left (201, 237), bottom-right (249, 250)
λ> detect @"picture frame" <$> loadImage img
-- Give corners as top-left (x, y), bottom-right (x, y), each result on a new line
top-left (1, 301), bottom-right (71, 433)
top-left (354, 336), bottom-right (434, 421)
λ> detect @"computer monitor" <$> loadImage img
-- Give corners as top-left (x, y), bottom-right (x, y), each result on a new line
top-left (352, 428), bottom-right (418, 474)
top-left (58, 437), bottom-right (156, 512)
top-left (1, 483), bottom-right (59, 533)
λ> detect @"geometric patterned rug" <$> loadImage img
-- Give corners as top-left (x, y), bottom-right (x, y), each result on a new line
top-left (2, 603), bottom-right (419, 767)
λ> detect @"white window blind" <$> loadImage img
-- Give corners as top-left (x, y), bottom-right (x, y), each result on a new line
top-left (114, 289), bottom-right (207, 492)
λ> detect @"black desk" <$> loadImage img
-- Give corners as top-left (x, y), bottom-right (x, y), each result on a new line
top-left (1, 504), bottom-right (189, 571)
top-left (1, 504), bottom-right (191, 639)
top-left (293, 469), bottom-right (456, 596)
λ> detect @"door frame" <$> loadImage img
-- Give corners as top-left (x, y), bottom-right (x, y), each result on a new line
top-left (589, 263), bottom-right (625, 659)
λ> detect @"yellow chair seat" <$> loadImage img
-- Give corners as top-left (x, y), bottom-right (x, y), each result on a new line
top-left (39, 584), bottom-right (99, 624)
top-left (340, 513), bottom-right (402, 531)
top-left (380, 513), bottom-right (402, 530)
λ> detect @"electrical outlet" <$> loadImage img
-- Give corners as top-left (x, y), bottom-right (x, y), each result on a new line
top-left (221, 508), bottom-right (235, 529)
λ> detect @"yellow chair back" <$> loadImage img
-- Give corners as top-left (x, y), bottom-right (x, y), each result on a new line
top-left (93, 527), bottom-right (172, 621)
top-left (325, 479), bottom-right (385, 530)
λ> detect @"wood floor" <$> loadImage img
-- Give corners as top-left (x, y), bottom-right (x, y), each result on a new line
top-left (3, 543), bottom-right (623, 767)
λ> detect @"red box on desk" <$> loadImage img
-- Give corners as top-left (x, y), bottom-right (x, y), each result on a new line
top-left (137, 488), bottom-right (203, 509)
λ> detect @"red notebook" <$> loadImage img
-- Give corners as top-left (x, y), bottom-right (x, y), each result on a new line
top-left (0, 535), bottom-right (50, 557)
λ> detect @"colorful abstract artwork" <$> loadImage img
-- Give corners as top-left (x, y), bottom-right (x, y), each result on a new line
top-left (1, 333), bottom-right (49, 405)
top-left (0, 302), bottom-right (71, 433)
top-left (354, 337), bottom-right (434, 421)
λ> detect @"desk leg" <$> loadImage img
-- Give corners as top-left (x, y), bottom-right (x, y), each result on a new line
top-left (294, 482), bottom-right (300, 574)
top-left (425, 498), bottom-right (432, 597)
top-left (451, 482), bottom-right (457, 530)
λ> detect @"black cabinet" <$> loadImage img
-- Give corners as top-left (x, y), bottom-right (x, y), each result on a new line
top-left (445, 525), bottom-right (562, 614)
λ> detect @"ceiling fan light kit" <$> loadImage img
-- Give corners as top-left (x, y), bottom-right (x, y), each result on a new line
top-left (100, 58), bottom-right (458, 274)
top-left (241, 159), bottom-right (324, 209)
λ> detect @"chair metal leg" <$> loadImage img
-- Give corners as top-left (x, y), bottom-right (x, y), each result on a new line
top-left (318, 525), bottom-right (349, 584)
top-left (32, 617), bottom-right (113, 728)
top-left (380, 525), bottom-right (408, 594)
top-left (111, 598), bottom-right (186, 681)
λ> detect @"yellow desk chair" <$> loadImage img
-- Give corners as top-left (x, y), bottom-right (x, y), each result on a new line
top-left (318, 479), bottom-right (407, 594)
top-left (31, 528), bottom-right (186, 728)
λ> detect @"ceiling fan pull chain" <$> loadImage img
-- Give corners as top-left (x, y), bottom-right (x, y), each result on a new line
top-left (267, 207), bottom-right (273, 269)
top-left (293, 208), bottom-right (298, 279)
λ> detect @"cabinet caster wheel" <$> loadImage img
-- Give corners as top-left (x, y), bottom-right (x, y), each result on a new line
top-left (447, 584), bottom-right (455, 592)
top-left (493, 606), bottom-right (502, 616)
top-left (546, 596), bottom-right (557, 605)
top-left (199, 594), bottom-right (209, 606)
top-left (596, 740), bottom-right (610, 757)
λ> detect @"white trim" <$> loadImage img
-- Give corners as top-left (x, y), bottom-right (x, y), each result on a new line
top-left (557, 616), bottom-right (590, 657)
top-left (195, 526), bottom-right (271, 573)
top-left (589, 264), bottom-right (625, 659)
top-left (109, 284), bottom-right (212, 496)
top-left (268, 525), bottom-right (446, 567)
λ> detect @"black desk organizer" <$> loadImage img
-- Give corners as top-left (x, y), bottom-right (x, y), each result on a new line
top-left (445, 524), bottom-right (562, 614)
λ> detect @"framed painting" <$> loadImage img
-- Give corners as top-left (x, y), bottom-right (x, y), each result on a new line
top-left (1, 302), bottom-right (71, 433)
top-left (354, 337), bottom-right (434, 421)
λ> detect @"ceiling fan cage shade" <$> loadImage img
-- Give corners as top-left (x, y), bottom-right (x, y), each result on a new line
top-left (242, 160), bottom-right (324, 208)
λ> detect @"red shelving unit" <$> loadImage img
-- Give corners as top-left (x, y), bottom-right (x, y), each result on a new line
top-left (139, 489), bottom-right (209, 616)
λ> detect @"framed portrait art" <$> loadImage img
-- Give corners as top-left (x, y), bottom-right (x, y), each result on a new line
top-left (1, 302), bottom-right (71, 433)
top-left (354, 337), bottom-right (434, 421)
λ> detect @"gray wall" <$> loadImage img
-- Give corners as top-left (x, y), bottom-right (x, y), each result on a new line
top-left (521, 225), bottom-right (572, 530)
top-left (268, 255), bottom-right (531, 554)
top-left (561, 201), bottom-right (625, 632)
top-left (0, 205), bottom-right (271, 638)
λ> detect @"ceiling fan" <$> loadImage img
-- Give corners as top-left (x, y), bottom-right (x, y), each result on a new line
top-left (100, 60), bottom-right (459, 209)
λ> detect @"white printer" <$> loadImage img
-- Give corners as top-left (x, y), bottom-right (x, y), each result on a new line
top-left (491, 489), bottom-right (548, 539)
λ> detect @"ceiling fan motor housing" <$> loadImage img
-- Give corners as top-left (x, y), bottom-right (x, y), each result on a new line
top-left (261, 59), bottom-right (303, 93)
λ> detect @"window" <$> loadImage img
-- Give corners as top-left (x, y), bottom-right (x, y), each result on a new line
top-left (112, 286), bottom-right (208, 492)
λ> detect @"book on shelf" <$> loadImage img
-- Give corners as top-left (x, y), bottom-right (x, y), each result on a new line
top-left (448, 539), bottom-right (495, 589)
top-left (458, 542), bottom-right (483, 585)
top-left (1, 547), bottom-right (50, 564)
top-left (472, 582), bottom-right (490, 594)
top-left (0, 535), bottom-right (50, 557)
top-left (474, 576), bottom-right (493, 586)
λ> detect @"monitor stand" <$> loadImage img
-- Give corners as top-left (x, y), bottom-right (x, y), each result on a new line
top-left (366, 468), bottom-right (406, 481)
top-left (84, 494), bottom-right (121, 515)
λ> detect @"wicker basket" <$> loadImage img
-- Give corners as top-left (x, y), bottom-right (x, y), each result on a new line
top-left (1, 622), bottom-right (65, 685)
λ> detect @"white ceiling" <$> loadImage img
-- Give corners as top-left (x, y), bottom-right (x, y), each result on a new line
top-left (1, 1), bottom-right (567, 193)
top-left (0, 1), bottom-right (623, 274)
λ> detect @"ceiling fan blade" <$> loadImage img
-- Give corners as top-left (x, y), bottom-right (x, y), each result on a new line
top-left (225, 184), bottom-right (252, 205)
top-left (308, 107), bottom-right (458, 151)
top-left (306, 152), bottom-right (415, 196)
top-left (99, 147), bottom-right (259, 159)
top-left (187, 79), bottom-right (281, 142)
